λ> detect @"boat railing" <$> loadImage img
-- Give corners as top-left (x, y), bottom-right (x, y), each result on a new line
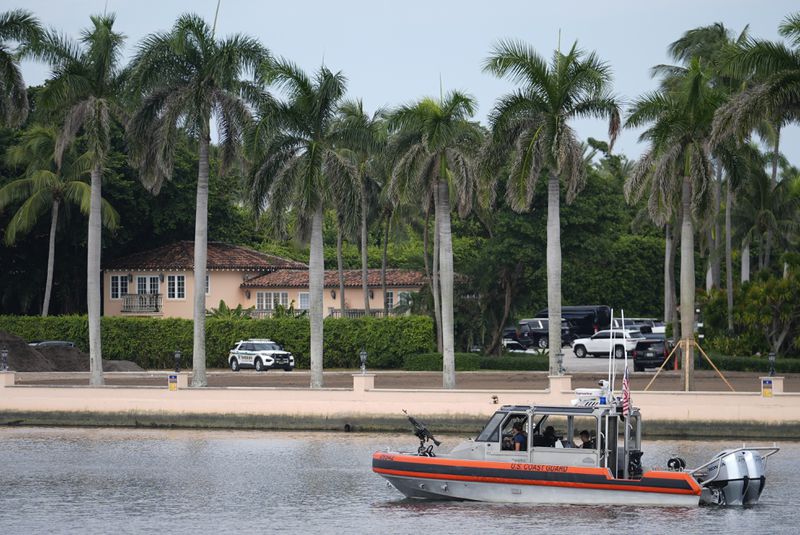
top-left (687, 445), bottom-right (781, 486)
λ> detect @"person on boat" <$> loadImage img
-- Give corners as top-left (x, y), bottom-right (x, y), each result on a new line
top-left (579, 430), bottom-right (595, 449)
top-left (512, 421), bottom-right (527, 451)
top-left (543, 426), bottom-right (556, 447)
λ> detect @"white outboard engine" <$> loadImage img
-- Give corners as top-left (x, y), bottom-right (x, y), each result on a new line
top-left (699, 450), bottom-right (750, 506)
top-left (742, 450), bottom-right (766, 505)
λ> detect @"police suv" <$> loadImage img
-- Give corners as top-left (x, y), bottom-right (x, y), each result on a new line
top-left (228, 339), bottom-right (295, 372)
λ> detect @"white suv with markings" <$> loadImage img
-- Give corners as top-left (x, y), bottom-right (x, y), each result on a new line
top-left (228, 339), bottom-right (295, 372)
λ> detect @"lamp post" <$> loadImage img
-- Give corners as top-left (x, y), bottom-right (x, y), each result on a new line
top-left (359, 347), bottom-right (368, 375)
top-left (1, 345), bottom-right (8, 372)
top-left (769, 352), bottom-right (776, 377)
top-left (174, 349), bottom-right (181, 373)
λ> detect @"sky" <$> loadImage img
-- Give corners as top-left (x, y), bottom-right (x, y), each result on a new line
top-left (12, 0), bottom-right (800, 164)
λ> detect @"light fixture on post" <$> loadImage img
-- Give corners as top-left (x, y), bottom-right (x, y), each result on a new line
top-left (359, 347), bottom-right (368, 375)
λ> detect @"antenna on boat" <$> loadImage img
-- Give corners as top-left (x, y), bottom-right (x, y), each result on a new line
top-left (607, 308), bottom-right (614, 394)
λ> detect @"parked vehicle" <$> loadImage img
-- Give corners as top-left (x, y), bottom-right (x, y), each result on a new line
top-left (517, 318), bottom-right (573, 349)
top-left (620, 317), bottom-right (666, 335)
top-left (536, 305), bottom-right (611, 338)
top-left (228, 339), bottom-right (295, 371)
top-left (572, 329), bottom-right (645, 359)
top-left (632, 337), bottom-right (672, 372)
top-left (28, 340), bottom-right (76, 348)
top-left (610, 318), bottom-right (643, 332)
top-left (502, 327), bottom-right (519, 342)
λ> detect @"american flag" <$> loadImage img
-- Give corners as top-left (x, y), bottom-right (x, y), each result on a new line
top-left (622, 365), bottom-right (631, 417)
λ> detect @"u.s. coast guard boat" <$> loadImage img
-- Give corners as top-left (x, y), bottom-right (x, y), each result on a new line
top-left (372, 385), bottom-right (778, 506)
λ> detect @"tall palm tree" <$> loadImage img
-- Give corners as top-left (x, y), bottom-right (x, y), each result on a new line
top-left (36, 15), bottom-right (126, 386)
top-left (389, 91), bottom-right (481, 388)
top-left (128, 14), bottom-right (268, 387)
top-left (0, 9), bottom-right (42, 127)
top-left (713, 12), bottom-right (800, 268)
top-left (626, 59), bottom-right (722, 390)
top-left (0, 126), bottom-right (118, 316)
top-left (245, 61), bottom-right (356, 388)
top-left (483, 40), bottom-right (620, 375)
top-left (336, 99), bottom-right (386, 315)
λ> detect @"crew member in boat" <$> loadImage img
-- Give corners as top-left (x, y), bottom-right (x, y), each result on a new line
top-left (512, 421), bottom-right (527, 451)
top-left (579, 430), bottom-right (595, 449)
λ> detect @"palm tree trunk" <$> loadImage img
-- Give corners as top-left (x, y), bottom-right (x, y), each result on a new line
top-left (87, 164), bottom-right (104, 386)
top-left (309, 204), bottom-right (325, 388)
top-left (671, 215), bottom-right (680, 342)
top-left (725, 179), bottom-right (734, 333)
top-left (680, 174), bottom-right (695, 391)
top-left (381, 214), bottom-right (390, 316)
top-left (360, 181), bottom-right (370, 315)
top-left (432, 188), bottom-right (443, 353)
top-left (437, 175), bottom-right (456, 389)
top-left (741, 240), bottom-right (750, 283)
top-left (546, 172), bottom-right (562, 376)
top-left (712, 167), bottom-right (722, 288)
top-left (765, 126), bottom-right (781, 270)
top-left (191, 133), bottom-right (210, 388)
top-left (663, 224), bottom-right (672, 324)
top-left (336, 218), bottom-right (346, 314)
top-left (42, 199), bottom-right (59, 317)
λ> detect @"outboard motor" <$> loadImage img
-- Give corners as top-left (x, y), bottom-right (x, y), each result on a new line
top-left (702, 451), bottom-right (750, 506)
top-left (742, 450), bottom-right (766, 505)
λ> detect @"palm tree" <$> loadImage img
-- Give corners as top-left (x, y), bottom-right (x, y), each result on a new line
top-left (245, 60), bottom-right (356, 388)
top-left (713, 12), bottom-right (800, 267)
top-left (483, 40), bottom-right (620, 375)
top-left (0, 126), bottom-right (118, 316)
top-left (36, 15), bottom-right (126, 386)
top-left (336, 99), bottom-right (387, 315)
top-left (128, 14), bottom-right (268, 387)
top-left (626, 59), bottom-right (722, 390)
top-left (0, 9), bottom-right (42, 127)
top-left (389, 91), bottom-right (481, 388)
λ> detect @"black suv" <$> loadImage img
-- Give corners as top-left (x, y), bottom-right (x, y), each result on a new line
top-left (517, 318), bottom-right (573, 349)
top-left (632, 336), bottom-right (671, 372)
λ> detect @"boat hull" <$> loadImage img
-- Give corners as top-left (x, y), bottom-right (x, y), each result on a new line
top-left (373, 452), bottom-right (701, 506)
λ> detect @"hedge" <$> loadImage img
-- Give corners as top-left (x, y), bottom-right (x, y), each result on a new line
top-left (0, 315), bottom-right (435, 369)
top-left (404, 353), bottom-right (550, 371)
top-left (696, 353), bottom-right (800, 374)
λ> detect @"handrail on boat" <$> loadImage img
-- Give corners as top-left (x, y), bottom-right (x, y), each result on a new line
top-left (687, 446), bottom-right (781, 486)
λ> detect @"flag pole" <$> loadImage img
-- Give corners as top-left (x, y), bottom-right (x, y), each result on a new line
top-left (607, 308), bottom-right (614, 394)
top-left (622, 309), bottom-right (629, 480)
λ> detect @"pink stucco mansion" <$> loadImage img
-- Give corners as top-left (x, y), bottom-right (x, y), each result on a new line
top-left (102, 241), bottom-right (426, 319)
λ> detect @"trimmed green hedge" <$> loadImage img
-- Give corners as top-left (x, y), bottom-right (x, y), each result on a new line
top-left (0, 315), bottom-right (435, 369)
top-left (404, 353), bottom-right (481, 371)
top-left (404, 353), bottom-right (550, 371)
top-left (697, 353), bottom-right (800, 374)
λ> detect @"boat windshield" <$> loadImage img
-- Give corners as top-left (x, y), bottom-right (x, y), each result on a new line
top-left (475, 412), bottom-right (506, 442)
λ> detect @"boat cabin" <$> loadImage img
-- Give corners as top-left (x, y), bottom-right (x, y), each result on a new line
top-left (464, 402), bottom-right (643, 479)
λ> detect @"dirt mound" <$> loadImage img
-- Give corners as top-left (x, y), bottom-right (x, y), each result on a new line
top-left (0, 331), bottom-right (55, 372)
top-left (0, 331), bottom-right (144, 372)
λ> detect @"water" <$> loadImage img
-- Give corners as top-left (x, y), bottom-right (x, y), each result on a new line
top-left (0, 428), bottom-right (798, 534)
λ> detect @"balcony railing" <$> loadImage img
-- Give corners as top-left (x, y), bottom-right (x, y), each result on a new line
top-left (121, 293), bottom-right (163, 314)
top-left (327, 308), bottom-right (396, 318)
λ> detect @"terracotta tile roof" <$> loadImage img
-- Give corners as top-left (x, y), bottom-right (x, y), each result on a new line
top-left (242, 269), bottom-right (427, 288)
top-left (104, 241), bottom-right (307, 271)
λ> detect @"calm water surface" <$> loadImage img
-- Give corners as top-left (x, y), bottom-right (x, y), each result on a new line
top-left (0, 427), bottom-right (797, 534)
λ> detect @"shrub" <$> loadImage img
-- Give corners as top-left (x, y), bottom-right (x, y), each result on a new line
top-left (0, 315), bottom-right (435, 369)
top-left (697, 353), bottom-right (800, 373)
top-left (479, 355), bottom-right (549, 371)
top-left (403, 353), bottom-right (481, 371)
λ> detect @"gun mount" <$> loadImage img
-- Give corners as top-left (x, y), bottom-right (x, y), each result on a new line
top-left (403, 410), bottom-right (441, 456)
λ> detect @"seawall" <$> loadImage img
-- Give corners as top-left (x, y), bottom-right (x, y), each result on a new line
top-left (2, 373), bottom-right (798, 439)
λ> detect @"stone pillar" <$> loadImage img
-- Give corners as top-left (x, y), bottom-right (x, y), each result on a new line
top-left (760, 376), bottom-right (784, 395)
top-left (177, 372), bottom-right (190, 389)
top-left (0, 371), bottom-right (15, 387)
top-left (352, 373), bottom-right (375, 393)
top-left (548, 375), bottom-right (572, 393)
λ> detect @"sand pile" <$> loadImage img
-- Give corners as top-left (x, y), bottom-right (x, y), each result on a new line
top-left (0, 331), bottom-right (144, 372)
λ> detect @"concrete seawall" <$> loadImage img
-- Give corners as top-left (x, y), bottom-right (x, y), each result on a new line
top-left (2, 373), bottom-right (799, 438)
